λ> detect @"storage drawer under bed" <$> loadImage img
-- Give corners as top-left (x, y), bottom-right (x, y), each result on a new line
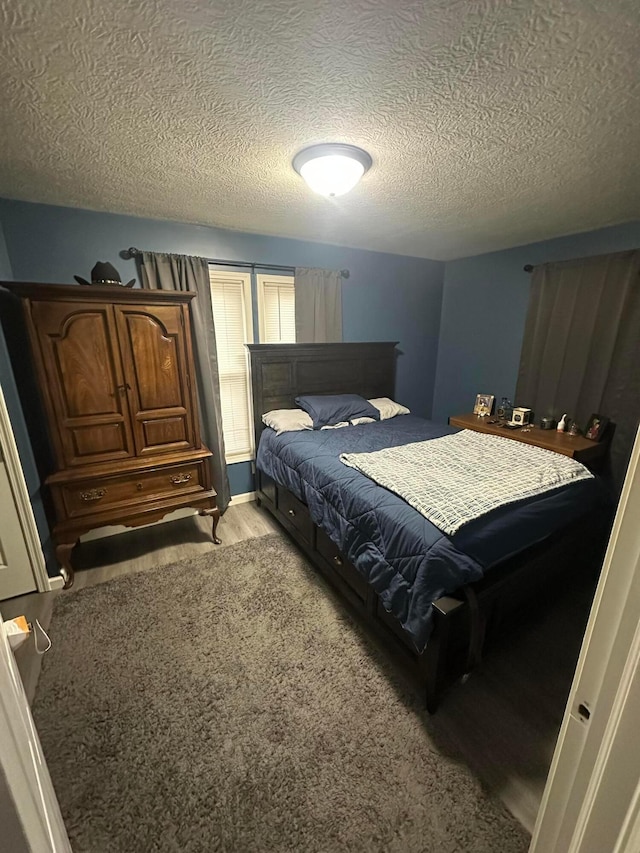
top-left (277, 487), bottom-right (313, 544)
top-left (316, 528), bottom-right (369, 603)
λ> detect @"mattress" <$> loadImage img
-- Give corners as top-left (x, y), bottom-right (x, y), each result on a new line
top-left (256, 415), bottom-right (605, 652)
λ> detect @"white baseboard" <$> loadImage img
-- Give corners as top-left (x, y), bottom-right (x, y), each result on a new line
top-left (230, 491), bottom-right (256, 505)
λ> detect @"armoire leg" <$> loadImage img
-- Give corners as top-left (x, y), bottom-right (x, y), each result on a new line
top-left (55, 542), bottom-right (76, 589)
top-left (200, 506), bottom-right (222, 544)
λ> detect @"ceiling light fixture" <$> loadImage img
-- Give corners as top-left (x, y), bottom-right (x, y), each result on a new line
top-left (293, 143), bottom-right (372, 197)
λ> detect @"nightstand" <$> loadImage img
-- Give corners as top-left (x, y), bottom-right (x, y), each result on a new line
top-left (449, 413), bottom-right (608, 465)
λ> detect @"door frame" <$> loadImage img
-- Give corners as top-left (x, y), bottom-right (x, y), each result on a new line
top-left (0, 612), bottom-right (71, 851)
top-left (0, 379), bottom-right (50, 593)
top-left (531, 424), bottom-right (640, 851)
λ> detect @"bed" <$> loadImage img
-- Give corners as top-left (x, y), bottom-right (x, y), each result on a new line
top-left (248, 342), bottom-right (609, 711)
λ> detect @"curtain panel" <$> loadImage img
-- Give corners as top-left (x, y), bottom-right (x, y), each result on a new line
top-left (140, 252), bottom-right (231, 511)
top-left (515, 249), bottom-right (640, 490)
top-left (294, 267), bottom-right (343, 343)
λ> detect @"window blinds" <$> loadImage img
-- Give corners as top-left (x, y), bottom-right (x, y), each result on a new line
top-left (209, 270), bottom-right (254, 461)
top-left (209, 269), bottom-right (295, 464)
top-left (257, 275), bottom-right (295, 343)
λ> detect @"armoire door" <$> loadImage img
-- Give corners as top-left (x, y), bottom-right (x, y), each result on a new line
top-left (114, 303), bottom-right (198, 456)
top-left (29, 301), bottom-right (136, 468)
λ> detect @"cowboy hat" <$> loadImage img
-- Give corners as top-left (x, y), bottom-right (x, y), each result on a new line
top-left (74, 261), bottom-right (135, 287)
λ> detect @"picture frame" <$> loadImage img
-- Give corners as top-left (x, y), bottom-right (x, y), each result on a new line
top-left (473, 393), bottom-right (495, 417)
top-left (584, 413), bottom-right (609, 442)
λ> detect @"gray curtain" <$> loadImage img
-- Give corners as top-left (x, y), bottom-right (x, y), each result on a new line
top-left (294, 267), bottom-right (343, 342)
top-left (516, 249), bottom-right (640, 490)
top-left (140, 252), bottom-right (231, 512)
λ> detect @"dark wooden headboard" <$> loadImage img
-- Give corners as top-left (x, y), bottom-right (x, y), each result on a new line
top-left (247, 342), bottom-right (398, 447)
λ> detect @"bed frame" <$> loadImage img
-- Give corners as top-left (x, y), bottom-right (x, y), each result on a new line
top-left (247, 342), bottom-right (608, 711)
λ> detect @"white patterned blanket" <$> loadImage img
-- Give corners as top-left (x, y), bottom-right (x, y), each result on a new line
top-left (340, 429), bottom-right (593, 535)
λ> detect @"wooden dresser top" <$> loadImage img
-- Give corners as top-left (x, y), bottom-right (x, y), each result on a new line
top-left (1, 281), bottom-right (196, 303)
top-left (449, 412), bottom-right (607, 464)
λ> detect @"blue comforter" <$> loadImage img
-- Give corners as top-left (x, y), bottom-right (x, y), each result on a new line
top-left (256, 416), bottom-right (604, 651)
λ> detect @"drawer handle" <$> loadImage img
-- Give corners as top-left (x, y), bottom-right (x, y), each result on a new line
top-left (170, 473), bottom-right (192, 485)
top-left (287, 508), bottom-right (296, 517)
top-left (80, 488), bottom-right (106, 502)
top-left (332, 555), bottom-right (343, 567)
top-left (136, 483), bottom-right (143, 491)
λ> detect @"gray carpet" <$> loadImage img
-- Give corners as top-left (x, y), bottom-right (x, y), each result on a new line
top-left (34, 533), bottom-right (529, 853)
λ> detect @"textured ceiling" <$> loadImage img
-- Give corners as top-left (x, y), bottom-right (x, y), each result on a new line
top-left (0, 0), bottom-right (638, 260)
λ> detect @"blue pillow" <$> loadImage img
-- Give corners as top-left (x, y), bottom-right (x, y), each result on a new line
top-left (294, 394), bottom-right (380, 429)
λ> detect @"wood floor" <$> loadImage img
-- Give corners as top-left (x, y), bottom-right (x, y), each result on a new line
top-left (1, 500), bottom-right (595, 836)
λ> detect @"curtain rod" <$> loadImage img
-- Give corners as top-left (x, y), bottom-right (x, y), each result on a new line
top-left (121, 247), bottom-right (350, 279)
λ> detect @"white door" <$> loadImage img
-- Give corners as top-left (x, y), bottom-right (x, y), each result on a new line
top-left (531, 424), bottom-right (640, 852)
top-left (0, 612), bottom-right (71, 851)
top-left (0, 449), bottom-right (37, 599)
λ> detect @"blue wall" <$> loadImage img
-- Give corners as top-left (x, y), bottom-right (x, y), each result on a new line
top-left (0, 224), bottom-right (55, 573)
top-left (3, 193), bottom-right (637, 551)
top-left (432, 221), bottom-right (640, 424)
top-left (0, 198), bottom-right (444, 503)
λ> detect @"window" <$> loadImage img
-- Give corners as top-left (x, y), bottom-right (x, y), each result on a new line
top-left (210, 269), bottom-right (296, 463)
top-left (256, 274), bottom-right (295, 343)
top-left (209, 270), bottom-right (254, 463)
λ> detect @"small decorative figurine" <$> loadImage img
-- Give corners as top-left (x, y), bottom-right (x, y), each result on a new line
top-left (74, 262), bottom-right (135, 287)
top-left (557, 413), bottom-right (568, 433)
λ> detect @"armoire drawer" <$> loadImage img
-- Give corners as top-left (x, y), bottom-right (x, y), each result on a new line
top-left (61, 461), bottom-right (206, 518)
top-left (316, 528), bottom-right (368, 602)
top-left (277, 487), bottom-right (313, 543)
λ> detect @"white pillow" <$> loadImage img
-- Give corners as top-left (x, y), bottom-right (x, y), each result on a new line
top-left (262, 409), bottom-right (313, 435)
top-left (368, 397), bottom-right (410, 420)
top-left (351, 416), bottom-right (376, 426)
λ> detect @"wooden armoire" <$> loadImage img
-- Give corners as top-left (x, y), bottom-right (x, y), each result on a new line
top-left (3, 283), bottom-right (220, 587)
